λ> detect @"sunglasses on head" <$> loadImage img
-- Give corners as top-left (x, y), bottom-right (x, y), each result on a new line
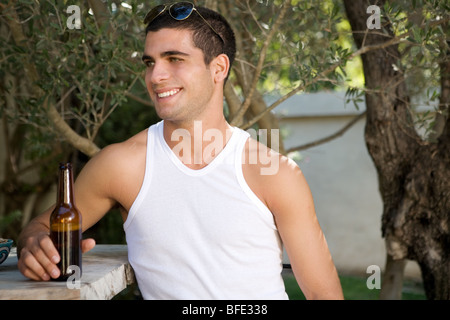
top-left (144, 2), bottom-right (225, 45)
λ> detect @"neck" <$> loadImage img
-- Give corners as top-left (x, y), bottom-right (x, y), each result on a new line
top-left (163, 116), bottom-right (234, 169)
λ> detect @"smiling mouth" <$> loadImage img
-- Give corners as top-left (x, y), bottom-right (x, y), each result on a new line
top-left (157, 88), bottom-right (181, 99)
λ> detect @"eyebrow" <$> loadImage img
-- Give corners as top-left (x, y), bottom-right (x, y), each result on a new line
top-left (142, 50), bottom-right (190, 62)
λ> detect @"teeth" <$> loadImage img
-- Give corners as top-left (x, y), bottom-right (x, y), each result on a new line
top-left (158, 89), bottom-right (180, 98)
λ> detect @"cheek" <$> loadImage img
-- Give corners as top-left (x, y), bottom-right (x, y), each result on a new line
top-left (144, 70), bottom-right (154, 94)
top-left (144, 68), bottom-right (151, 84)
top-left (191, 66), bottom-right (215, 88)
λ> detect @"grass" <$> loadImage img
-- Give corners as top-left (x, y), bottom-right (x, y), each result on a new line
top-left (282, 272), bottom-right (426, 300)
top-left (115, 272), bottom-right (427, 300)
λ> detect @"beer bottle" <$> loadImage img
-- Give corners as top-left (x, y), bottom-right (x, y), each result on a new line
top-left (50, 162), bottom-right (82, 281)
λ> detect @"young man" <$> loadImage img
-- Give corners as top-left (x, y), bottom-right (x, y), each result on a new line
top-left (17, 3), bottom-right (343, 299)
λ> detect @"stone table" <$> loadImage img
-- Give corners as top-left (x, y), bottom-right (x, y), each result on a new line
top-left (0, 244), bottom-right (135, 300)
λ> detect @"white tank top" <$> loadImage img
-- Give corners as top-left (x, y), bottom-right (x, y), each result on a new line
top-left (124, 121), bottom-right (288, 299)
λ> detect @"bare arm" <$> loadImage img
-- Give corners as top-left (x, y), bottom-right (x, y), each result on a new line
top-left (267, 156), bottom-right (344, 299)
top-left (17, 136), bottom-right (145, 280)
top-left (243, 138), bottom-right (343, 299)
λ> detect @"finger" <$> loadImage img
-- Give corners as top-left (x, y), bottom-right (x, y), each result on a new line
top-left (29, 236), bottom-right (61, 279)
top-left (18, 249), bottom-right (51, 281)
top-left (81, 238), bottom-right (96, 253)
top-left (28, 247), bottom-right (60, 280)
top-left (37, 234), bottom-right (60, 264)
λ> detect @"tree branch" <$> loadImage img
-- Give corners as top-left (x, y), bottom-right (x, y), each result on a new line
top-left (286, 111), bottom-right (367, 153)
top-left (87, 0), bottom-right (111, 33)
top-left (241, 58), bottom-right (341, 130)
top-left (124, 92), bottom-right (154, 108)
top-left (46, 97), bottom-right (101, 156)
top-left (230, 0), bottom-right (292, 126)
top-left (240, 16), bottom-right (450, 131)
top-left (224, 80), bottom-right (241, 119)
top-left (4, 3), bottom-right (100, 157)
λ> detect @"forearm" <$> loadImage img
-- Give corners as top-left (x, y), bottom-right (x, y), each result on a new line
top-left (294, 265), bottom-right (343, 300)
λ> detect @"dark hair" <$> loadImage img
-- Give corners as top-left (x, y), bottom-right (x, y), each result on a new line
top-left (145, 6), bottom-right (236, 79)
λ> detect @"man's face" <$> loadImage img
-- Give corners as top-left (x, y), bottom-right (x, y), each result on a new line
top-left (143, 28), bottom-right (216, 123)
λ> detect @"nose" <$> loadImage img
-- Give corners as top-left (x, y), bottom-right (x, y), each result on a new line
top-left (147, 61), bottom-right (170, 85)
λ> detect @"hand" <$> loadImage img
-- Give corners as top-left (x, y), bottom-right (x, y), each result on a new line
top-left (17, 233), bottom-right (96, 281)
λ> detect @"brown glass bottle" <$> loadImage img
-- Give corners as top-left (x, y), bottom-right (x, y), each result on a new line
top-left (50, 162), bottom-right (82, 281)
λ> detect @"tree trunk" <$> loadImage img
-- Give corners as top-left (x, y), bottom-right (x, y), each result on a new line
top-left (379, 254), bottom-right (406, 300)
top-left (343, 0), bottom-right (450, 299)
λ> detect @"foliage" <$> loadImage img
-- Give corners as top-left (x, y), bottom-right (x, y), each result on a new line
top-left (0, 0), bottom-right (359, 242)
top-left (1, 0), bottom-right (152, 146)
top-left (233, 0), bottom-right (356, 94)
top-left (344, 0), bottom-right (449, 139)
top-left (0, 0), bottom-right (161, 239)
top-left (0, 0), bottom-right (448, 246)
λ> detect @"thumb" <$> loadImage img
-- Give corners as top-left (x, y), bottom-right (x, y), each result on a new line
top-left (81, 238), bottom-right (96, 253)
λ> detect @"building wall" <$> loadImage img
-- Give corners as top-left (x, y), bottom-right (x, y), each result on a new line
top-left (278, 114), bottom-right (421, 279)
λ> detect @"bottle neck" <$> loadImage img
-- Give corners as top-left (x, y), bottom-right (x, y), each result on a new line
top-left (57, 163), bottom-right (74, 205)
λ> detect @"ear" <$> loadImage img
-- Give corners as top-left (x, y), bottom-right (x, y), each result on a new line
top-left (211, 54), bottom-right (230, 84)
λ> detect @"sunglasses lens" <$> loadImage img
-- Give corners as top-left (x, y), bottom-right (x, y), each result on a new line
top-left (144, 5), bottom-right (166, 24)
top-left (170, 2), bottom-right (194, 20)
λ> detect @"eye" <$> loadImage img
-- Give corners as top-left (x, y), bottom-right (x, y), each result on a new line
top-left (169, 57), bottom-right (182, 63)
top-left (143, 60), bottom-right (154, 68)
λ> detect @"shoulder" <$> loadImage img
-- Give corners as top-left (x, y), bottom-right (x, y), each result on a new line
top-left (242, 136), bottom-right (312, 216)
top-left (101, 129), bottom-right (147, 162)
top-left (75, 129), bottom-right (148, 206)
top-left (243, 135), bottom-right (302, 183)
top-left (86, 129), bottom-right (148, 173)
